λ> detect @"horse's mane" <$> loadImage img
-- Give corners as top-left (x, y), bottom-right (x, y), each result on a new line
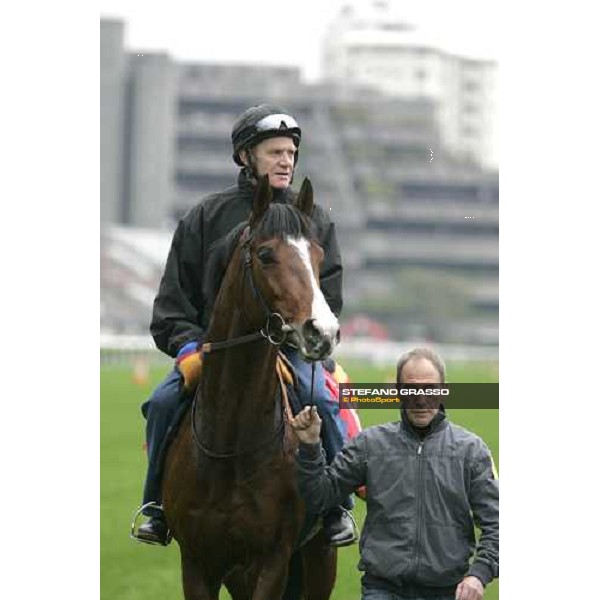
top-left (219, 204), bottom-right (316, 277)
top-left (254, 203), bottom-right (315, 241)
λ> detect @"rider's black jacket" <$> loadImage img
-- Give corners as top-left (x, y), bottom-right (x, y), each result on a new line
top-left (150, 171), bottom-right (343, 357)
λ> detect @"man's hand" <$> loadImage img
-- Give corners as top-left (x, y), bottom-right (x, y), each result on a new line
top-left (455, 576), bottom-right (484, 600)
top-left (290, 406), bottom-right (322, 445)
top-left (176, 342), bottom-right (203, 392)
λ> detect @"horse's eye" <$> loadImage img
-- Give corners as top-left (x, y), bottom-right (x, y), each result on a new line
top-left (257, 247), bottom-right (276, 265)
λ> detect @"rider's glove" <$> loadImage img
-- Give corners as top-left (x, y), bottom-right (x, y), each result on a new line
top-left (176, 341), bottom-right (203, 392)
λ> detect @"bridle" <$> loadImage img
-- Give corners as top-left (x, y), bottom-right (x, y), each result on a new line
top-left (191, 225), bottom-right (316, 459)
top-left (199, 226), bottom-right (292, 354)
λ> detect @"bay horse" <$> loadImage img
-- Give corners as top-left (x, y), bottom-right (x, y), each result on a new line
top-left (162, 175), bottom-right (339, 600)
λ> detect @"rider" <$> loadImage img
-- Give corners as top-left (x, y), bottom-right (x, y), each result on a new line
top-left (135, 104), bottom-right (357, 547)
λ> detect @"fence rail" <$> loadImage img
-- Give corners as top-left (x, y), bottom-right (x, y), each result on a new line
top-left (100, 334), bottom-right (498, 367)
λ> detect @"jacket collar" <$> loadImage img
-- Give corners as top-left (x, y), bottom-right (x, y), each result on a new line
top-left (400, 405), bottom-right (448, 439)
top-left (237, 169), bottom-right (295, 206)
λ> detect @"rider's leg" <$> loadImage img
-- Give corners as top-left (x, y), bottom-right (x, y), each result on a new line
top-left (280, 346), bottom-right (357, 546)
top-left (140, 367), bottom-right (184, 516)
top-left (280, 346), bottom-right (345, 461)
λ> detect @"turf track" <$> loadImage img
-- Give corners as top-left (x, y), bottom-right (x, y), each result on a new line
top-left (101, 360), bottom-right (499, 599)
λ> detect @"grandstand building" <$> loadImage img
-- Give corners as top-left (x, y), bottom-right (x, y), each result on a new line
top-left (322, 0), bottom-right (497, 169)
top-left (100, 18), bottom-right (498, 346)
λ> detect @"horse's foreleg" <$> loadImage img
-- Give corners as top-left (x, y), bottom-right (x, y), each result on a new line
top-left (250, 552), bottom-right (292, 600)
top-left (282, 550), bottom-right (304, 600)
top-left (223, 566), bottom-right (251, 600)
top-left (180, 553), bottom-right (220, 600)
top-left (301, 529), bottom-right (337, 600)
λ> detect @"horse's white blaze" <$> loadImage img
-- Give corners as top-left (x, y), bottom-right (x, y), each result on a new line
top-left (288, 237), bottom-right (339, 342)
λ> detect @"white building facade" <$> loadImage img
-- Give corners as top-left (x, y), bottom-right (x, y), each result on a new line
top-left (322, 1), bottom-right (497, 168)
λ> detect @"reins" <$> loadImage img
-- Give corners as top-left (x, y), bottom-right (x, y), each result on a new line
top-left (192, 405), bottom-right (286, 460)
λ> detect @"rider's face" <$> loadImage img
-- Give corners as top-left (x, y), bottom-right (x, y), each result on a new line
top-left (242, 137), bottom-right (296, 189)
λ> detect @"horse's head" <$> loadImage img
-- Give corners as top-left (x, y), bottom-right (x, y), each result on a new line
top-left (243, 175), bottom-right (340, 361)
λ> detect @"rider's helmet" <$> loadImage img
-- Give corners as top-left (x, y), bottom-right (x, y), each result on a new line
top-left (231, 104), bottom-right (302, 167)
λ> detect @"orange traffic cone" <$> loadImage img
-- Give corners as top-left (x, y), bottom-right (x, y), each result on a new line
top-left (132, 357), bottom-right (150, 386)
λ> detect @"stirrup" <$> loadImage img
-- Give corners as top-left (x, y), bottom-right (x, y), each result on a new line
top-left (130, 502), bottom-right (173, 546)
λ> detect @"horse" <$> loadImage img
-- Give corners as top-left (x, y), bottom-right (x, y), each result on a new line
top-left (161, 175), bottom-right (340, 600)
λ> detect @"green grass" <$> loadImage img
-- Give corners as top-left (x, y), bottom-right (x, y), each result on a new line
top-left (101, 361), bottom-right (499, 600)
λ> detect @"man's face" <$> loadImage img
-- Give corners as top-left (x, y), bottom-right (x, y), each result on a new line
top-left (241, 136), bottom-right (296, 189)
top-left (400, 358), bottom-right (441, 428)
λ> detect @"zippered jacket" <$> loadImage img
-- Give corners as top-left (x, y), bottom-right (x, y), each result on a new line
top-left (296, 410), bottom-right (499, 592)
top-left (150, 171), bottom-right (343, 357)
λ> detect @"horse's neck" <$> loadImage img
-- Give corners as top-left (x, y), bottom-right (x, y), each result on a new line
top-left (203, 249), bottom-right (278, 394)
top-left (198, 251), bottom-right (279, 442)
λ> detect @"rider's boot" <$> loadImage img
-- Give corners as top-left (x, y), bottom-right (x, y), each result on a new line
top-left (323, 506), bottom-right (358, 547)
top-left (134, 506), bottom-right (172, 546)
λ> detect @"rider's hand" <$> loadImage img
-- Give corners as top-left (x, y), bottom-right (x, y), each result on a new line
top-left (455, 576), bottom-right (484, 600)
top-left (290, 406), bottom-right (322, 445)
top-left (176, 342), bottom-right (203, 392)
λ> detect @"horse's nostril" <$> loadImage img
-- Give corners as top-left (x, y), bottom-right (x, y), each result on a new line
top-left (301, 320), bottom-right (338, 359)
top-left (302, 319), bottom-right (319, 339)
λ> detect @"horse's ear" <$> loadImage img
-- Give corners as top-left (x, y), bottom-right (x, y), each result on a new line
top-left (295, 177), bottom-right (314, 217)
top-left (250, 174), bottom-right (272, 227)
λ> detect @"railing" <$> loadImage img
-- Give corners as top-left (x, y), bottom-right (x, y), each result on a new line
top-left (99, 334), bottom-right (498, 367)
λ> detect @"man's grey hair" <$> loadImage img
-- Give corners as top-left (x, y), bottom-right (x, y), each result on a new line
top-left (396, 347), bottom-right (446, 383)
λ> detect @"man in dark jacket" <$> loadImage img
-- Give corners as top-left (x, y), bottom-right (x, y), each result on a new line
top-left (292, 348), bottom-right (499, 600)
top-left (134, 104), bottom-right (356, 547)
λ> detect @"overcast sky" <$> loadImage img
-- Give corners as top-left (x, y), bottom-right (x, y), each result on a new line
top-left (100, 0), bottom-right (500, 81)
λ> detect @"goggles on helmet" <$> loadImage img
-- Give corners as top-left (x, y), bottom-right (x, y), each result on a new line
top-left (254, 113), bottom-right (300, 134)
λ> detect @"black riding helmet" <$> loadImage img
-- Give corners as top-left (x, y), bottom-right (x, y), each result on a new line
top-left (231, 104), bottom-right (302, 167)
